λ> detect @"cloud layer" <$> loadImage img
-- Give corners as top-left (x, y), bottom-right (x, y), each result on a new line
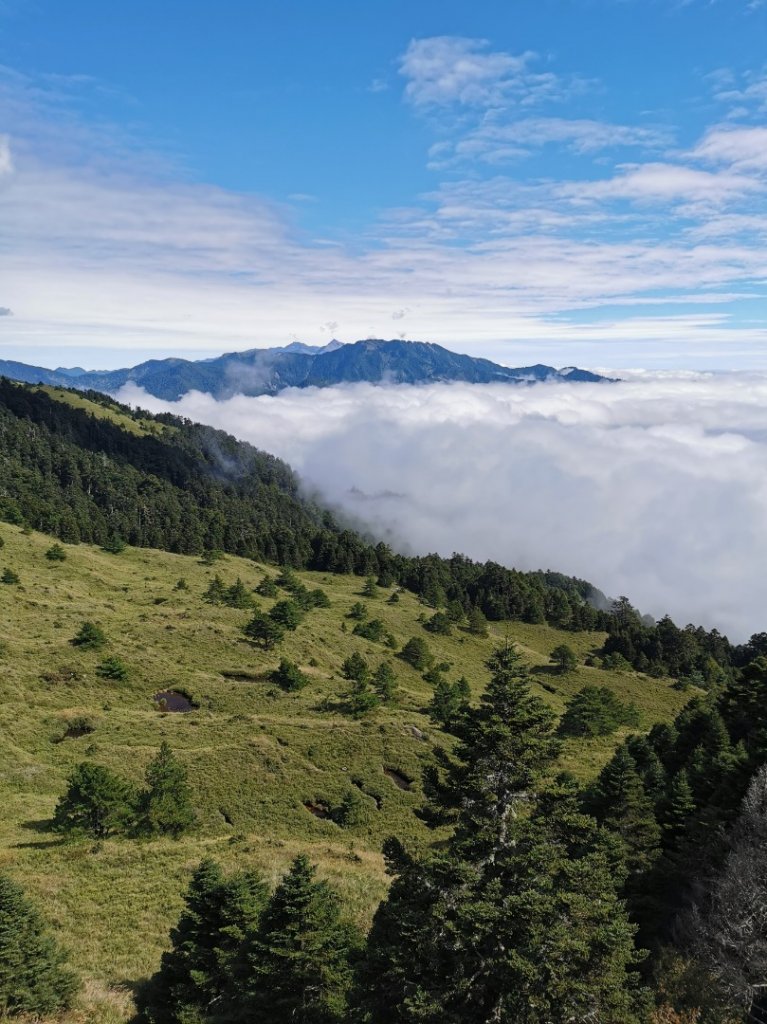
top-left (119, 373), bottom-right (767, 643)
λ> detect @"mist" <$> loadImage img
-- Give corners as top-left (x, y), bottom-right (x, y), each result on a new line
top-left (118, 373), bottom-right (767, 643)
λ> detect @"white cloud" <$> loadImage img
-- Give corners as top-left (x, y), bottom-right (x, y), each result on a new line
top-left (429, 116), bottom-right (672, 168)
top-left (691, 125), bottom-right (767, 171)
top-left (397, 36), bottom-right (561, 110)
top-left (0, 133), bottom-right (12, 174)
top-left (118, 374), bottom-right (767, 642)
top-left (561, 162), bottom-right (764, 206)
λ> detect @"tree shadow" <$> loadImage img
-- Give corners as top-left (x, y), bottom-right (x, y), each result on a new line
top-left (13, 818), bottom-right (67, 850)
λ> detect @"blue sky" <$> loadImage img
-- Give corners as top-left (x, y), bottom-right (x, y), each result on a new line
top-left (0, 0), bottom-right (766, 368)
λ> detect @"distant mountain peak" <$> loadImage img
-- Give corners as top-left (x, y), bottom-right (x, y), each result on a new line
top-left (0, 338), bottom-right (614, 401)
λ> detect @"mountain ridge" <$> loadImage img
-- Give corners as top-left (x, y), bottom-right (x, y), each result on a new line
top-left (0, 338), bottom-right (614, 401)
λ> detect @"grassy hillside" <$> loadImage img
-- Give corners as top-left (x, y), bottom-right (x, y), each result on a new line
top-left (0, 525), bottom-right (690, 1022)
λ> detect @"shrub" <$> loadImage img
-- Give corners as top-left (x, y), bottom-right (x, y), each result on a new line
top-left (272, 659), bottom-right (309, 692)
top-left (70, 621), bottom-right (106, 650)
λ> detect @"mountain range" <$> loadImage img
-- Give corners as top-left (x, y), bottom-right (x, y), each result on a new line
top-left (0, 338), bottom-right (612, 401)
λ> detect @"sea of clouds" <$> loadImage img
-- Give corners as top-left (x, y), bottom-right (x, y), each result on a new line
top-left (118, 372), bottom-right (767, 643)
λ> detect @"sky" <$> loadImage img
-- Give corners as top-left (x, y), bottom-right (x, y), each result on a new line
top-left (1, 0), bottom-right (766, 369)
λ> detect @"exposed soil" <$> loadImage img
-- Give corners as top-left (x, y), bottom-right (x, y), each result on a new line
top-left (304, 801), bottom-right (332, 820)
top-left (384, 767), bottom-right (413, 791)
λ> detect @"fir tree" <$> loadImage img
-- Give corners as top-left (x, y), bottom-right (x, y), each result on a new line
top-left (256, 575), bottom-right (278, 598)
top-left (137, 858), bottom-right (268, 1023)
top-left (44, 542), bottom-right (67, 562)
top-left (466, 606), bottom-right (488, 637)
top-left (96, 655), bottom-right (129, 681)
top-left (399, 636), bottom-right (433, 671)
top-left (360, 652), bottom-right (647, 1024)
top-left (225, 577), bottom-right (254, 609)
top-left (373, 662), bottom-right (398, 702)
top-left (549, 642), bottom-right (577, 674)
top-left (203, 574), bottom-right (226, 604)
top-left (347, 677), bottom-right (379, 717)
top-left (269, 599), bottom-right (303, 630)
top-left (1, 567), bottom-right (19, 585)
top-left (0, 874), bottom-right (78, 1017)
top-left (140, 742), bottom-right (195, 838)
top-left (341, 652), bottom-right (369, 683)
top-left (53, 762), bottom-right (136, 839)
top-left (247, 855), bottom-right (358, 1024)
top-left (589, 745), bottom-right (661, 880)
top-left (243, 610), bottom-right (284, 649)
top-left (362, 576), bottom-right (379, 598)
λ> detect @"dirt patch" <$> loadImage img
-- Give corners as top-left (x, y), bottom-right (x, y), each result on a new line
top-left (153, 690), bottom-right (196, 713)
top-left (384, 768), bottom-right (413, 791)
top-left (304, 801), bottom-right (332, 820)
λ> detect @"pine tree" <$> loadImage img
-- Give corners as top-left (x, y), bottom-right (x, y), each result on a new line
top-left (140, 742), bottom-right (195, 838)
top-left (269, 599), bottom-right (303, 630)
top-left (96, 655), bottom-right (129, 681)
top-left (44, 542), bottom-right (67, 562)
top-left (137, 858), bottom-right (268, 1023)
top-left (53, 762), bottom-right (136, 839)
top-left (203, 573), bottom-right (226, 604)
top-left (360, 650), bottom-right (647, 1024)
top-left (434, 645), bottom-right (559, 859)
top-left (400, 636), bottom-right (433, 671)
top-left (373, 662), bottom-right (397, 702)
top-left (0, 874), bottom-right (78, 1017)
top-left (341, 652), bottom-right (369, 683)
top-left (247, 855), bottom-right (358, 1024)
top-left (1, 567), bottom-right (20, 585)
top-left (347, 676), bottom-right (379, 716)
top-left (362, 576), bottom-right (379, 598)
top-left (661, 769), bottom-right (695, 839)
top-left (589, 745), bottom-right (661, 880)
top-left (243, 610), bottom-right (284, 649)
top-left (466, 606), bottom-right (488, 637)
top-left (225, 577), bottom-right (254, 609)
top-left (550, 642), bottom-right (577, 674)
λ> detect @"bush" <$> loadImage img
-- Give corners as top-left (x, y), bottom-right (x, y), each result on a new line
top-left (96, 656), bottom-right (129, 681)
top-left (272, 659), bottom-right (309, 692)
top-left (70, 621), bottom-right (106, 650)
top-left (1, 567), bottom-right (20, 585)
top-left (353, 618), bottom-right (388, 643)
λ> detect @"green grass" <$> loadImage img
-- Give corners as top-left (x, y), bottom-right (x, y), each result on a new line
top-left (35, 386), bottom-right (172, 437)
top-left (0, 524), bottom-right (689, 1021)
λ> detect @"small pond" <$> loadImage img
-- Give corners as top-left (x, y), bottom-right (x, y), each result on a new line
top-left (153, 690), bottom-right (196, 713)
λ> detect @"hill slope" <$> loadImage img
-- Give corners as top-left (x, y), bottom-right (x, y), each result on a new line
top-left (0, 339), bottom-right (612, 400)
top-left (0, 524), bottom-right (687, 1023)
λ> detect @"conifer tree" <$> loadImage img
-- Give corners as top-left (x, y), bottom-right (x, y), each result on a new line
top-left (53, 762), bottom-right (136, 839)
top-left (137, 858), bottom-right (268, 1023)
top-left (140, 742), bottom-right (195, 838)
top-left (359, 649), bottom-right (647, 1023)
top-left (243, 610), bottom-right (284, 649)
top-left (225, 577), bottom-right (254, 609)
top-left (272, 658), bottom-right (309, 692)
top-left (44, 542), bottom-right (67, 561)
top-left (0, 873), bottom-right (78, 1017)
top-left (589, 745), bottom-right (661, 881)
top-left (203, 574), bottom-right (226, 604)
top-left (247, 855), bottom-right (358, 1024)
top-left (373, 661), bottom-right (397, 702)
top-left (70, 620), bottom-right (106, 649)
